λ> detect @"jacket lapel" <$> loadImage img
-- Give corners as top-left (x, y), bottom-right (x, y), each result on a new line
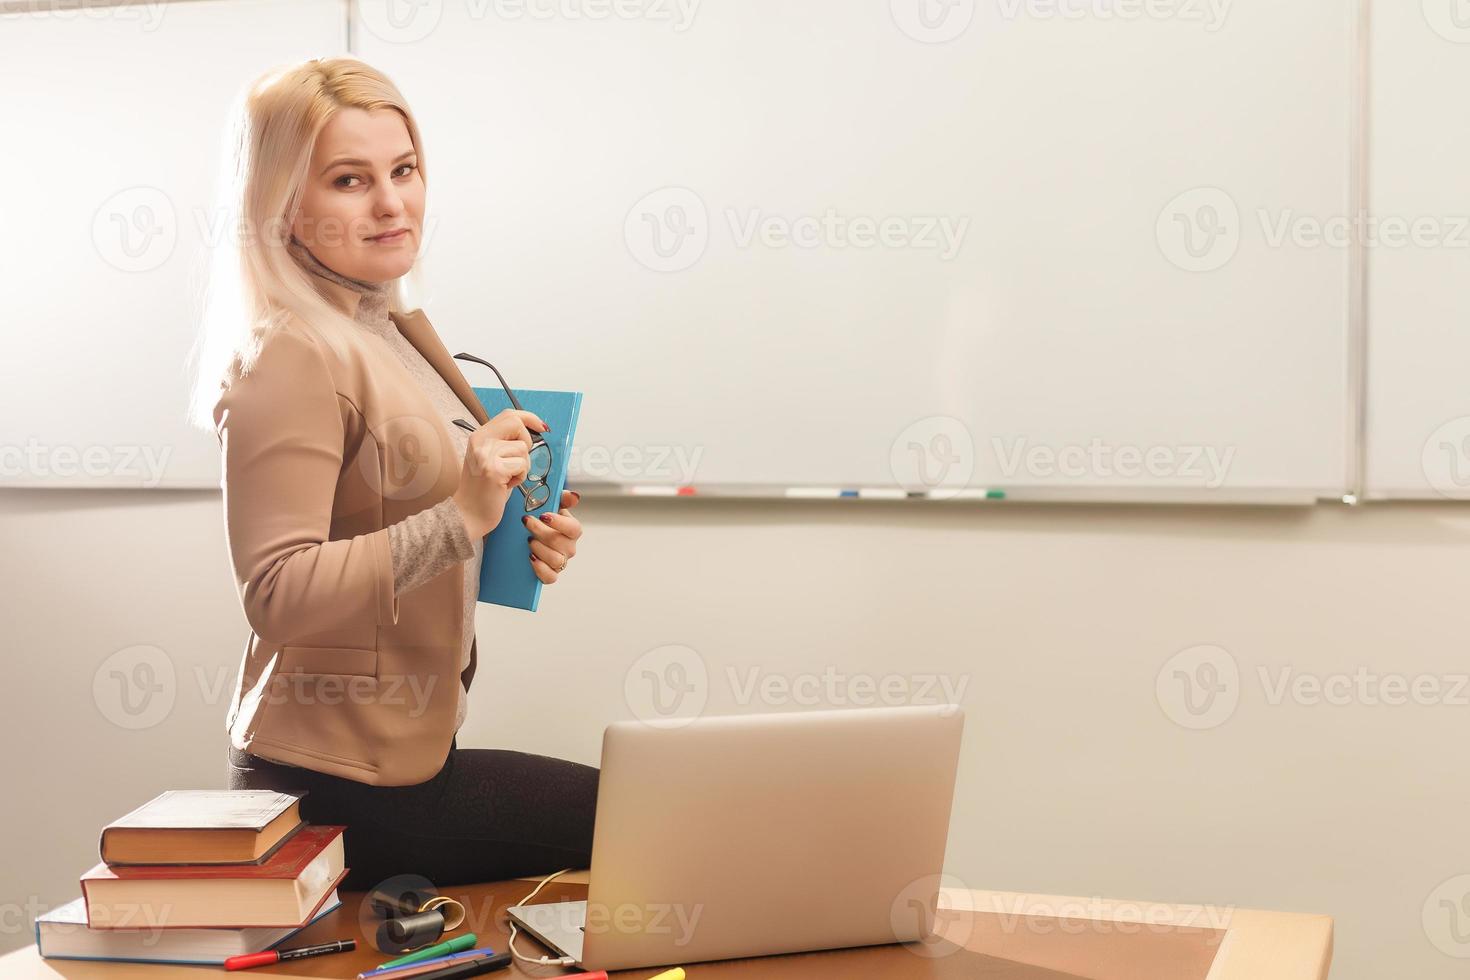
top-left (389, 309), bottom-right (491, 426)
top-left (390, 307), bottom-right (486, 695)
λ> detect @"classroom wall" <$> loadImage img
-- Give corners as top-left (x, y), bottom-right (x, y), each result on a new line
top-left (1, 490), bottom-right (1462, 979)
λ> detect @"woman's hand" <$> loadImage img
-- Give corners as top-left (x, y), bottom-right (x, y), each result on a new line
top-left (525, 488), bottom-right (583, 584)
top-left (452, 408), bottom-right (548, 539)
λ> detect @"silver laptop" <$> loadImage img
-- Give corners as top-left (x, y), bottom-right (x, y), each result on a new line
top-left (507, 703), bottom-right (965, 972)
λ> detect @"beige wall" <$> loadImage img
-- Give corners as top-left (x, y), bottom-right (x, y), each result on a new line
top-left (2, 489), bottom-right (1464, 978)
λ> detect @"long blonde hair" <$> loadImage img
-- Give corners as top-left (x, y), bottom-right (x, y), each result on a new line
top-left (187, 57), bottom-right (428, 431)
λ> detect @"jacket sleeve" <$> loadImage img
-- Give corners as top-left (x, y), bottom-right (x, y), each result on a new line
top-left (213, 326), bottom-right (399, 643)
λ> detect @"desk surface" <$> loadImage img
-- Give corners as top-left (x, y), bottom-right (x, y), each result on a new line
top-left (2, 874), bottom-right (1332, 980)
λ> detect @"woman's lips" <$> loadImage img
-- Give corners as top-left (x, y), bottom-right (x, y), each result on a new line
top-left (370, 229), bottom-right (409, 243)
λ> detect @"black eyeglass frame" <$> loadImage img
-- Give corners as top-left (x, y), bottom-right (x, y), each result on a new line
top-left (450, 352), bottom-right (553, 511)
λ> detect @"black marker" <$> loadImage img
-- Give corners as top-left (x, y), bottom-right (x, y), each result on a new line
top-left (225, 938), bottom-right (355, 970)
top-left (406, 950), bottom-right (514, 980)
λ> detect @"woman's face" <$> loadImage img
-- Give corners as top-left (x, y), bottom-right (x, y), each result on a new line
top-left (290, 107), bottom-right (424, 284)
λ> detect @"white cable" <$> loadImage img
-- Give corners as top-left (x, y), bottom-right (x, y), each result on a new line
top-left (504, 867), bottom-right (579, 967)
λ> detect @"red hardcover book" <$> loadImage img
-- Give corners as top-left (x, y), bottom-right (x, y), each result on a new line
top-left (79, 825), bottom-right (347, 929)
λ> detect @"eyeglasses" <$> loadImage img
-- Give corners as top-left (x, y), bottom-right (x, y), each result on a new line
top-left (450, 352), bottom-right (553, 511)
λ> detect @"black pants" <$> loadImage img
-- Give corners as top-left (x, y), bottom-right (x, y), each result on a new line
top-left (226, 738), bottom-right (599, 892)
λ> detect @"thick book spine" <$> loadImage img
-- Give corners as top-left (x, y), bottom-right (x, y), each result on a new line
top-left (97, 790), bottom-right (307, 865)
top-left (100, 818), bottom-right (306, 868)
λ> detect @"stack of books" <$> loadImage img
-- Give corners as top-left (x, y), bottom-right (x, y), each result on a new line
top-left (35, 789), bottom-right (348, 966)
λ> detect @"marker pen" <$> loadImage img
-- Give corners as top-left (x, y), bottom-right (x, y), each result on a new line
top-left (377, 932), bottom-right (478, 969)
top-left (399, 950), bottom-right (514, 979)
top-left (224, 938), bottom-right (355, 970)
top-left (359, 947), bottom-right (499, 979)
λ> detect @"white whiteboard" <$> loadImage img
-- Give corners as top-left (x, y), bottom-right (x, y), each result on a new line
top-left (0, 0), bottom-right (346, 488)
top-left (355, 0), bottom-right (1353, 498)
top-left (1363, 0), bottom-right (1470, 499)
top-left (2, 0), bottom-right (1355, 498)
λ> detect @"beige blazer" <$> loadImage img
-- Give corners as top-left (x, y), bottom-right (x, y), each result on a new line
top-left (214, 287), bottom-right (490, 786)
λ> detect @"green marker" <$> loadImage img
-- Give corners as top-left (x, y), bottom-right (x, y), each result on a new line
top-left (376, 932), bottom-right (478, 970)
top-left (985, 489), bottom-right (1006, 500)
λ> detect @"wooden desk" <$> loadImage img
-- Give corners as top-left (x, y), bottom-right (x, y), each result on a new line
top-left (1, 874), bottom-right (1332, 980)
top-left (940, 888), bottom-right (1332, 980)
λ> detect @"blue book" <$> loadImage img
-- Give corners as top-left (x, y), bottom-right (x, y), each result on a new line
top-left (35, 892), bottom-right (342, 965)
top-left (470, 386), bottom-right (583, 612)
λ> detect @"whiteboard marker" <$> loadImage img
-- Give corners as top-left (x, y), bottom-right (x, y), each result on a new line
top-left (927, 488), bottom-right (1007, 500)
top-left (784, 487), bottom-right (847, 498)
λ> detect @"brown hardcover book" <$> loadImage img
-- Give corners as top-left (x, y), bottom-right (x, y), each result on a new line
top-left (98, 789), bottom-right (306, 866)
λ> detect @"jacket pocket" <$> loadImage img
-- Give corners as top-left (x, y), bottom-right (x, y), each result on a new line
top-left (277, 645), bottom-right (379, 678)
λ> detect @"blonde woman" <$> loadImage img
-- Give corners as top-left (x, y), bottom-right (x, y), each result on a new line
top-left (189, 57), bottom-right (596, 889)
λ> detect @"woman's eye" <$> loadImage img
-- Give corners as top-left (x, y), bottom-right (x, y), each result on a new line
top-left (334, 163), bottom-right (414, 188)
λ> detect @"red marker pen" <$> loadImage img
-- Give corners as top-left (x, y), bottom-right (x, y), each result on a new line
top-left (224, 938), bottom-right (356, 970)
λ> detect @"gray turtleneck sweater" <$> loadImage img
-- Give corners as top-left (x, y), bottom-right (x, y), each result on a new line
top-left (289, 239), bottom-right (480, 736)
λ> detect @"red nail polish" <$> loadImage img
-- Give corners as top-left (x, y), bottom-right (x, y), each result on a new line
top-left (540, 513), bottom-right (553, 523)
